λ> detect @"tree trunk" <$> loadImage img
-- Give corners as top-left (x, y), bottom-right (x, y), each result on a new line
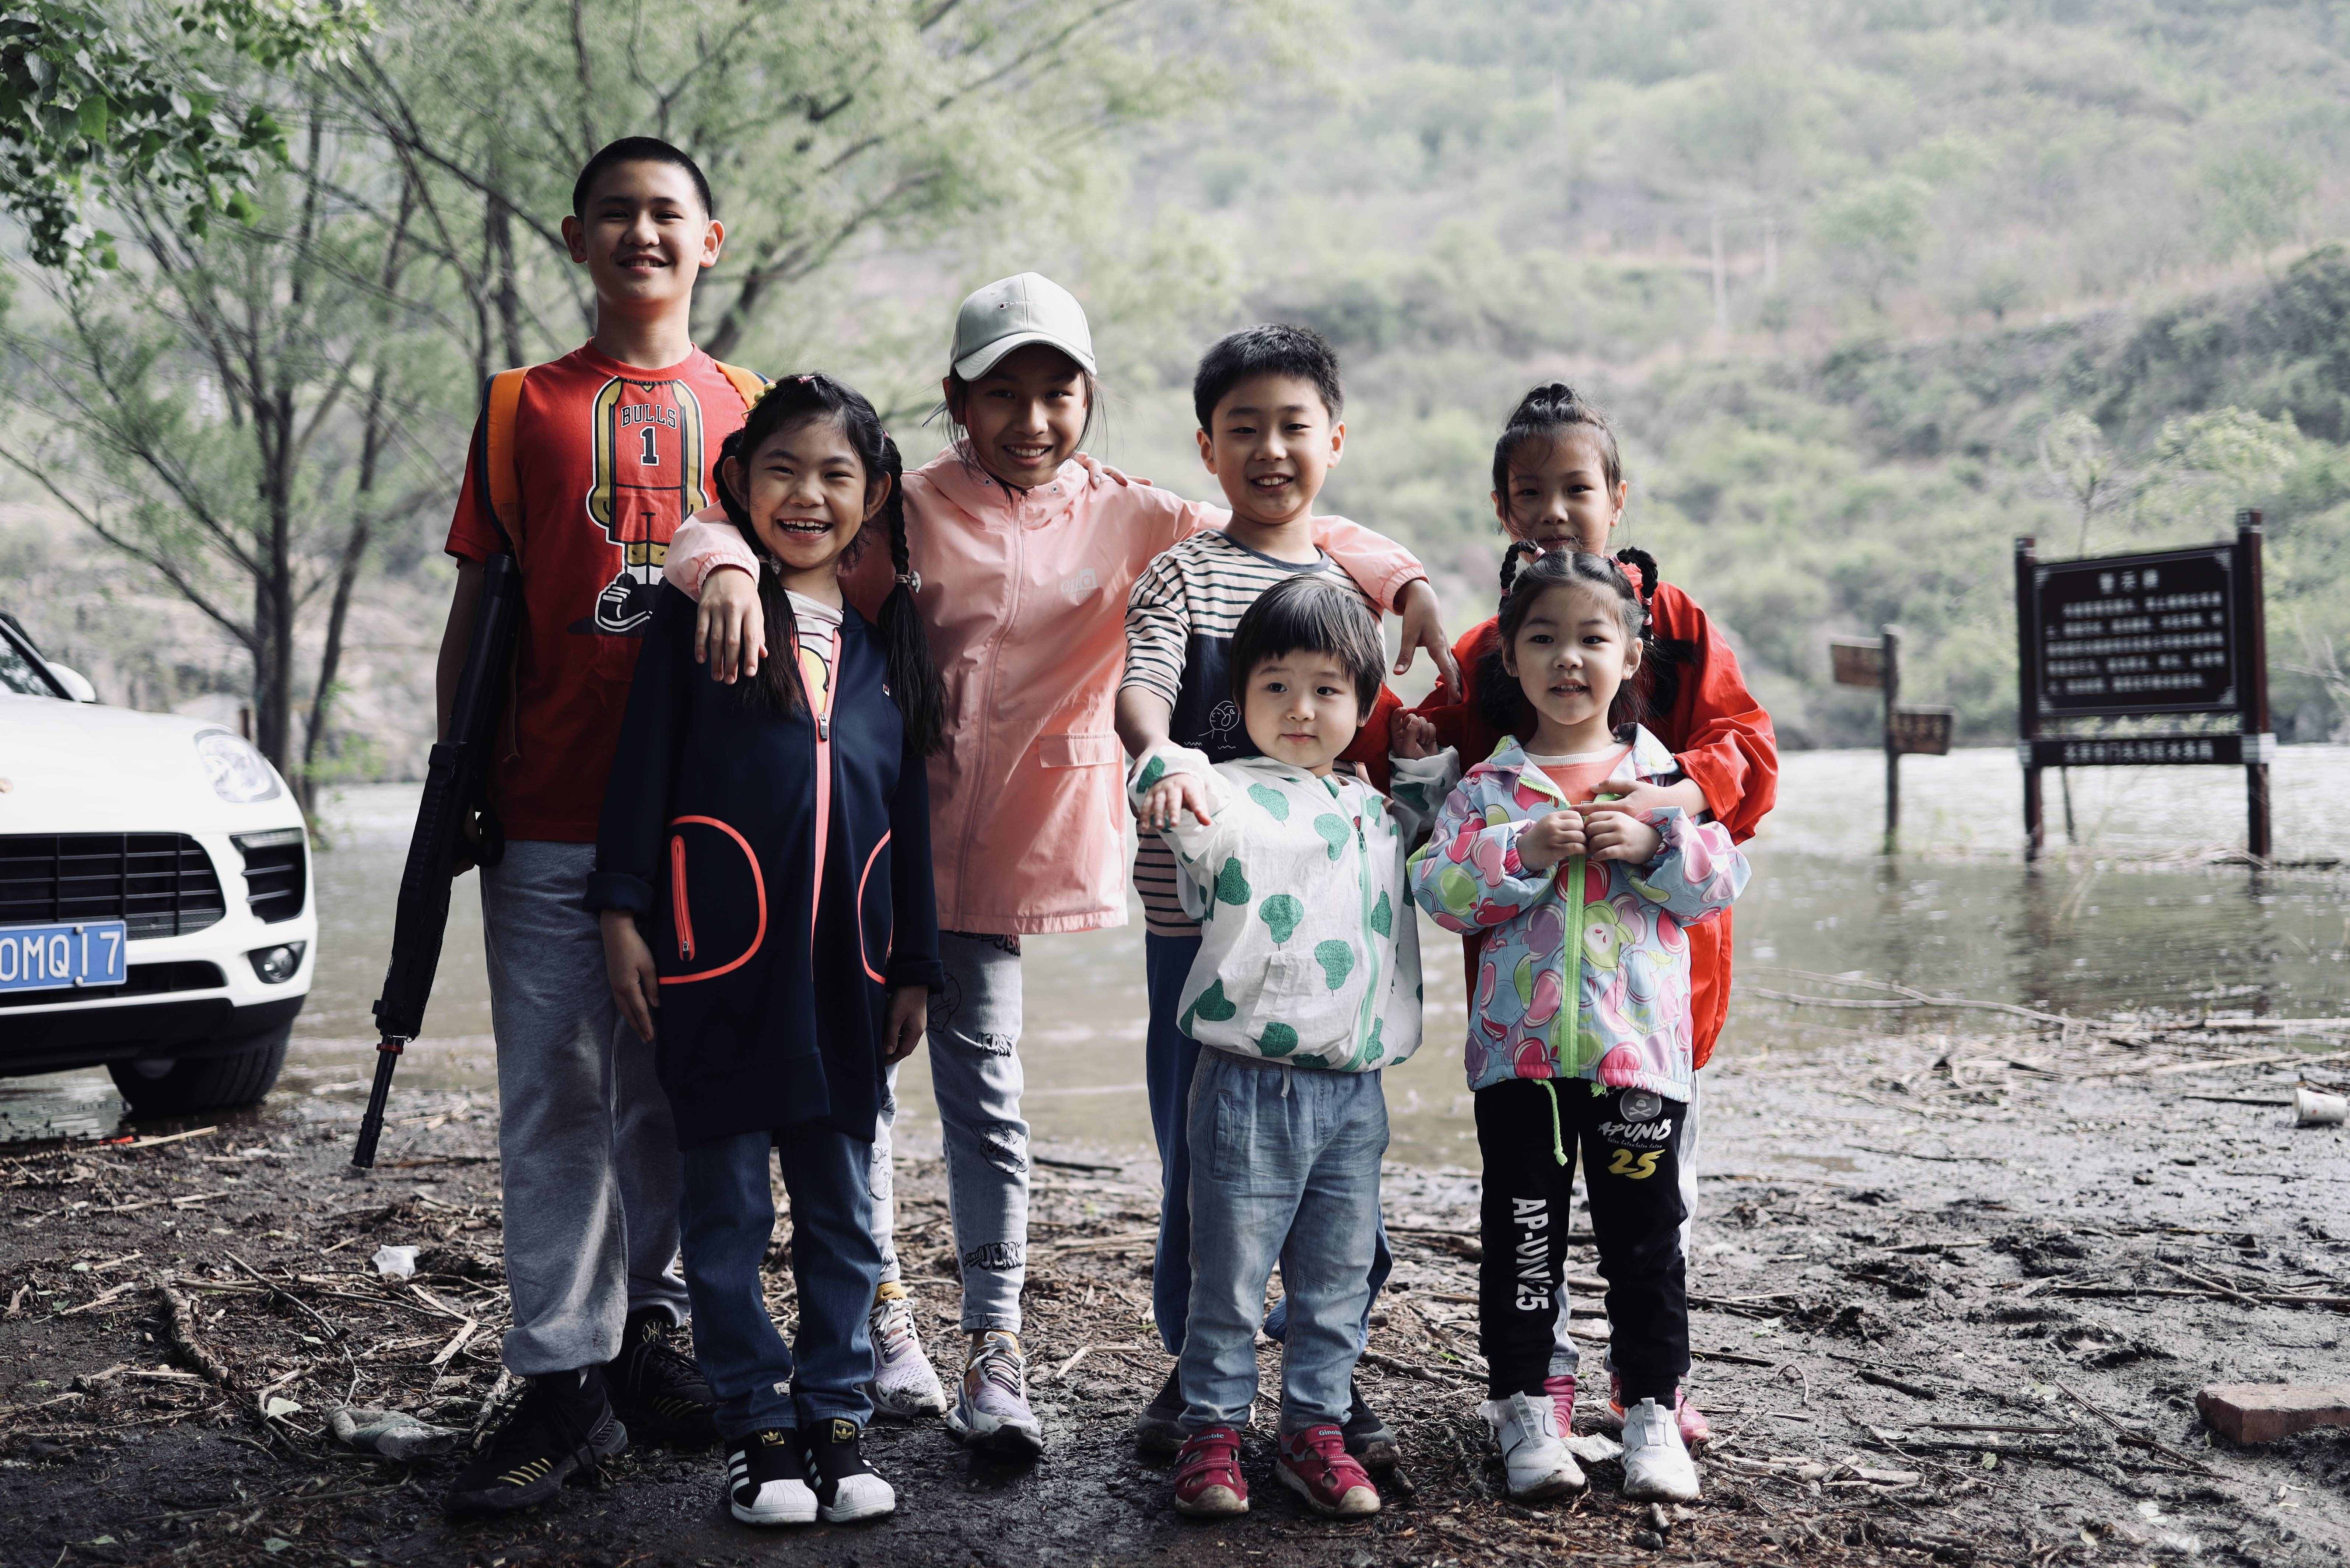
top-left (301, 367), bottom-right (387, 811)
top-left (486, 161), bottom-right (523, 368)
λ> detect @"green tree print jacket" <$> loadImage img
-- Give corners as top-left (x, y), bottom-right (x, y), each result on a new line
top-left (1128, 747), bottom-right (1425, 1071)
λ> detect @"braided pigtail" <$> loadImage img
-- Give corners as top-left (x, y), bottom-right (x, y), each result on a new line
top-left (1612, 544), bottom-right (1689, 722)
top-left (1497, 538), bottom-right (1541, 605)
top-left (714, 423), bottom-right (806, 721)
top-left (872, 441), bottom-right (945, 756)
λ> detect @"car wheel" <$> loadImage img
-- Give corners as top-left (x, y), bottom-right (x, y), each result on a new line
top-left (108, 1020), bottom-right (291, 1117)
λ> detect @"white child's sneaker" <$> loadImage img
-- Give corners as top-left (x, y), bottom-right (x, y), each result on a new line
top-left (1479, 1391), bottom-right (1587, 1501)
top-left (866, 1282), bottom-right (948, 1418)
top-left (1619, 1397), bottom-right (1702, 1502)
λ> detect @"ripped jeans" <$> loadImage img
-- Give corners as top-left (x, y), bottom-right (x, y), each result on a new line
top-left (871, 931), bottom-right (1029, 1335)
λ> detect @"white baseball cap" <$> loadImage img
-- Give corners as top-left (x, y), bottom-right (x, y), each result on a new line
top-left (950, 272), bottom-right (1097, 381)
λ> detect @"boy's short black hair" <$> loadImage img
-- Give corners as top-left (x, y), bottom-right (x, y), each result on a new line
top-left (1230, 574), bottom-right (1385, 713)
top-left (1192, 323), bottom-right (1344, 431)
top-left (572, 137), bottom-right (714, 218)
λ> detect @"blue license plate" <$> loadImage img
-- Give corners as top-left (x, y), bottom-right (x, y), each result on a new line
top-left (0, 920), bottom-right (129, 994)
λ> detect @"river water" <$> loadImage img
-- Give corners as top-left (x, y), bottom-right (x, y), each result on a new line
top-left (8, 746), bottom-right (2347, 1161)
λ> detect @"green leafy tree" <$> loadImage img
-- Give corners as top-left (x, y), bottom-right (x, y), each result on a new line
top-left (0, 77), bottom-right (443, 798)
top-left (325, 0), bottom-right (1257, 378)
top-left (0, 0), bottom-right (365, 273)
top-left (2037, 411), bottom-right (2131, 554)
top-left (1813, 175), bottom-right (1933, 314)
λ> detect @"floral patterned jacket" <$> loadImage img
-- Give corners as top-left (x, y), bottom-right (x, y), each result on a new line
top-left (1405, 729), bottom-right (1749, 1102)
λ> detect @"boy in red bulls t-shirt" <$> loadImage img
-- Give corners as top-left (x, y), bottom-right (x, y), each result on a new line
top-left (435, 137), bottom-right (763, 1517)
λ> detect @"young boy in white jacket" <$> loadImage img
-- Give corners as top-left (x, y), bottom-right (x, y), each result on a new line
top-left (1127, 575), bottom-right (1442, 1523)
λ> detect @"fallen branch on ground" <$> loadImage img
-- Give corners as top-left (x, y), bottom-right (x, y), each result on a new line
top-left (157, 1278), bottom-right (241, 1394)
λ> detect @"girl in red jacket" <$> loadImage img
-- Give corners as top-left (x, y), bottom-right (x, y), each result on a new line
top-left (1405, 382), bottom-right (1777, 1446)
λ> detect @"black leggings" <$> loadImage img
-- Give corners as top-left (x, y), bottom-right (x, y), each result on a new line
top-left (1476, 1078), bottom-right (1688, 1404)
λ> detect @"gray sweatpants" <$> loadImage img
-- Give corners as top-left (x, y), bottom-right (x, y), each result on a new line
top-left (871, 931), bottom-right (1029, 1334)
top-left (481, 840), bottom-right (689, 1375)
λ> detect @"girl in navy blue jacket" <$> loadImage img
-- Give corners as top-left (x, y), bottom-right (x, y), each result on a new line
top-left (591, 374), bottom-right (945, 1528)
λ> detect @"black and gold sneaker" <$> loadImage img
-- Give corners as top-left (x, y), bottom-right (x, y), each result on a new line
top-left (726, 1427), bottom-right (815, 1525)
top-left (444, 1368), bottom-right (626, 1517)
top-left (606, 1308), bottom-right (718, 1448)
top-left (810, 1418), bottom-right (895, 1523)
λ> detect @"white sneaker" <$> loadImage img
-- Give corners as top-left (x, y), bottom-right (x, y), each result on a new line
top-left (944, 1330), bottom-right (1043, 1458)
top-left (1619, 1397), bottom-right (1701, 1502)
top-left (1479, 1391), bottom-right (1588, 1501)
top-left (866, 1282), bottom-right (948, 1418)
top-left (809, 1419), bottom-right (896, 1523)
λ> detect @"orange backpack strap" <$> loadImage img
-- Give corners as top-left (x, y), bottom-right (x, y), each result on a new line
top-left (476, 368), bottom-right (530, 553)
top-left (713, 360), bottom-right (768, 410)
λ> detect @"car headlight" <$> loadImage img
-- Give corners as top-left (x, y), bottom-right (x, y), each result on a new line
top-left (195, 729), bottom-right (283, 803)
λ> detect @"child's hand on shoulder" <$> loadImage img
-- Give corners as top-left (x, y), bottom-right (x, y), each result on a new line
top-left (696, 565), bottom-right (766, 683)
top-left (1136, 771), bottom-right (1214, 833)
top-left (1515, 808), bottom-right (1585, 872)
top-left (1578, 800), bottom-right (1664, 864)
top-left (1390, 711), bottom-right (1438, 760)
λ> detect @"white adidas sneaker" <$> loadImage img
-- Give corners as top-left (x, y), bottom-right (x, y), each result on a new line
top-left (1479, 1391), bottom-right (1588, 1502)
top-left (725, 1428), bottom-right (817, 1525)
top-left (809, 1419), bottom-right (896, 1523)
top-left (1619, 1397), bottom-right (1702, 1502)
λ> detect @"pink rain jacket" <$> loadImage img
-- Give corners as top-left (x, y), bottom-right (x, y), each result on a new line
top-left (664, 446), bottom-right (1428, 935)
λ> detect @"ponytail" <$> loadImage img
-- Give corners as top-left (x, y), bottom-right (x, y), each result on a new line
top-left (875, 481), bottom-right (945, 757)
top-left (713, 373), bottom-right (945, 755)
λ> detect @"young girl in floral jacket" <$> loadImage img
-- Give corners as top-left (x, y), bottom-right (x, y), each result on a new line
top-left (1404, 550), bottom-right (1748, 1509)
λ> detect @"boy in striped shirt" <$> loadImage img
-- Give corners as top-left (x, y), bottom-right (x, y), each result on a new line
top-left (1114, 323), bottom-right (1415, 1467)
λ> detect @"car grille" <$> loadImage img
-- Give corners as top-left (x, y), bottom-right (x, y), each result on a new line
top-left (233, 829), bottom-right (308, 923)
top-left (0, 834), bottom-right (228, 939)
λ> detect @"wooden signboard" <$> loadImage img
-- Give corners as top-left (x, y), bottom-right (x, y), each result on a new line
top-left (1831, 625), bottom-right (1951, 848)
top-left (1891, 706), bottom-right (1954, 757)
top-left (2014, 515), bottom-right (2272, 860)
top-left (1830, 637), bottom-right (1885, 690)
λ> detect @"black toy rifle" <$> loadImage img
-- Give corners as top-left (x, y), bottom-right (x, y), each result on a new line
top-left (352, 553), bottom-right (521, 1168)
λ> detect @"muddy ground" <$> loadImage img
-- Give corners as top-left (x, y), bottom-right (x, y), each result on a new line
top-left (3, 993), bottom-right (2347, 1568)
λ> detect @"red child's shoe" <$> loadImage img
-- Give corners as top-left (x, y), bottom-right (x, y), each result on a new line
top-left (1275, 1423), bottom-right (1380, 1517)
top-left (1544, 1372), bottom-right (1578, 1438)
top-left (1172, 1425), bottom-right (1248, 1518)
top-left (1602, 1372), bottom-right (1711, 1447)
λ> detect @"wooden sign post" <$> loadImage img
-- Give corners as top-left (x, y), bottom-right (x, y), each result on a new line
top-left (1831, 623), bottom-right (1954, 851)
top-left (2013, 514), bottom-right (2273, 861)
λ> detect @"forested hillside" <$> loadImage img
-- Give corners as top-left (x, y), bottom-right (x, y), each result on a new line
top-left (6, 0), bottom-right (2349, 776)
top-left (1079, 0), bottom-right (2350, 746)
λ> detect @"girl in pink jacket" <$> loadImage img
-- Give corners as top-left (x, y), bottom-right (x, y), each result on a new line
top-left (661, 273), bottom-right (1447, 1458)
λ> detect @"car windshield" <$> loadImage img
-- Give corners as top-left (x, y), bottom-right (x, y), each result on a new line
top-left (0, 629), bottom-right (61, 697)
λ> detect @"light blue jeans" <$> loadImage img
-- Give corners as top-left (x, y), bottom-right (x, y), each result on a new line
top-left (871, 932), bottom-right (1029, 1334)
top-left (1146, 931), bottom-right (1393, 1354)
top-left (1178, 1049), bottom-right (1387, 1434)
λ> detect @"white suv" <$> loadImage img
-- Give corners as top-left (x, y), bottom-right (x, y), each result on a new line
top-left (0, 613), bottom-right (315, 1116)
